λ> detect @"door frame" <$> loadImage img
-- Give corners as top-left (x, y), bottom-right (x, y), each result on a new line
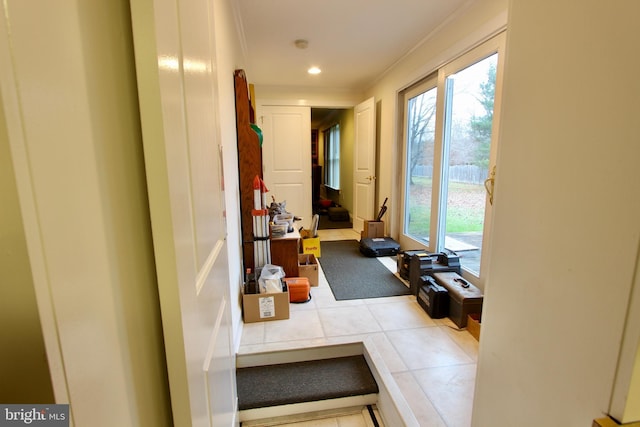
top-left (258, 105), bottom-right (313, 230)
top-left (255, 96), bottom-right (361, 221)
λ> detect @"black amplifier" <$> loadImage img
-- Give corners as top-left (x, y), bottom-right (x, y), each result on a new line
top-left (417, 276), bottom-right (449, 319)
top-left (399, 249), bottom-right (426, 280)
top-left (409, 251), bottom-right (461, 295)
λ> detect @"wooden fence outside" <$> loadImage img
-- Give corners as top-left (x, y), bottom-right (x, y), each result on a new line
top-left (413, 164), bottom-right (487, 185)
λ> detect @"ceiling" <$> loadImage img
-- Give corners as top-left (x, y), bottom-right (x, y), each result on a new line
top-left (234, 0), bottom-right (471, 92)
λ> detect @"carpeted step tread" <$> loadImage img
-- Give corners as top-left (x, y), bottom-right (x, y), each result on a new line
top-left (236, 355), bottom-right (378, 410)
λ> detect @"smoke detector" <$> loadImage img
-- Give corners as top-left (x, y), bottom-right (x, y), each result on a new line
top-left (294, 39), bottom-right (308, 49)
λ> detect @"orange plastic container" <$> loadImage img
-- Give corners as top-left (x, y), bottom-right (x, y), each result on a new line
top-left (283, 277), bottom-right (311, 303)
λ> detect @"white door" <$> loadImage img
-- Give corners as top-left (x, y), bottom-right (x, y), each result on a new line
top-left (130, 0), bottom-right (235, 426)
top-left (259, 106), bottom-right (312, 229)
top-left (353, 97), bottom-right (377, 232)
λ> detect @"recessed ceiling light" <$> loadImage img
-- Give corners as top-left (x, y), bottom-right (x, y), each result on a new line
top-left (308, 67), bottom-right (321, 75)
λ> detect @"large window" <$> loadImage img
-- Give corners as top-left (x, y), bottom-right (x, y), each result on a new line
top-left (324, 123), bottom-right (340, 190)
top-left (400, 34), bottom-right (505, 282)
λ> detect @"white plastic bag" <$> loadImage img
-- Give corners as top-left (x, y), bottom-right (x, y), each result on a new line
top-left (258, 264), bottom-right (285, 293)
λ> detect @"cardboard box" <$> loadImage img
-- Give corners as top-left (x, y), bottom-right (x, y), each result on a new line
top-left (298, 254), bottom-right (319, 286)
top-left (301, 237), bottom-right (321, 258)
top-left (243, 288), bottom-right (290, 323)
top-left (467, 313), bottom-right (481, 341)
top-left (363, 220), bottom-right (384, 238)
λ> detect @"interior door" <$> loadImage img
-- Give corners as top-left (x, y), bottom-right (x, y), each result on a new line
top-left (259, 105), bottom-right (312, 229)
top-left (353, 97), bottom-right (377, 232)
top-left (130, 0), bottom-right (235, 426)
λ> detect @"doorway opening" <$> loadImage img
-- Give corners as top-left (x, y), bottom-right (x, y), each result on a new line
top-left (311, 108), bottom-right (352, 228)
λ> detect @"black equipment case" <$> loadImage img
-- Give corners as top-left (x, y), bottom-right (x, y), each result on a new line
top-left (399, 250), bottom-right (425, 280)
top-left (432, 272), bottom-right (483, 328)
top-left (359, 237), bottom-right (400, 257)
top-left (408, 251), bottom-right (461, 295)
top-left (417, 276), bottom-right (449, 319)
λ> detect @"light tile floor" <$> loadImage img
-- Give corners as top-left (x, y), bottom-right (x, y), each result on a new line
top-left (238, 228), bottom-right (479, 427)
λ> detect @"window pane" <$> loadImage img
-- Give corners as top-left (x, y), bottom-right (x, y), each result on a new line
top-left (440, 54), bottom-right (497, 274)
top-left (404, 86), bottom-right (437, 244)
top-left (325, 124), bottom-right (340, 189)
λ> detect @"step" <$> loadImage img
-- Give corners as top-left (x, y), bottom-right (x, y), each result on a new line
top-left (236, 354), bottom-right (379, 411)
top-left (235, 340), bottom-right (420, 426)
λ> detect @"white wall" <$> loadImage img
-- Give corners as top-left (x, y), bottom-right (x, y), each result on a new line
top-left (255, 85), bottom-right (363, 108)
top-left (472, 1), bottom-right (640, 425)
top-left (0, 98), bottom-right (54, 404)
top-left (614, 268), bottom-right (640, 421)
top-left (363, 0), bottom-right (508, 238)
top-left (337, 109), bottom-right (356, 212)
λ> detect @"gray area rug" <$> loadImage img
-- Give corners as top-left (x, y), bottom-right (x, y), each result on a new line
top-left (320, 240), bottom-right (410, 300)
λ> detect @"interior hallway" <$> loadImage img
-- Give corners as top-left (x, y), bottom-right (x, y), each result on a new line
top-left (239, 228), bottom-right (479, 427)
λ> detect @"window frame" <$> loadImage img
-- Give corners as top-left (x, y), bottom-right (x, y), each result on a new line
top-left (400, 74), bottom-right (439, 247)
